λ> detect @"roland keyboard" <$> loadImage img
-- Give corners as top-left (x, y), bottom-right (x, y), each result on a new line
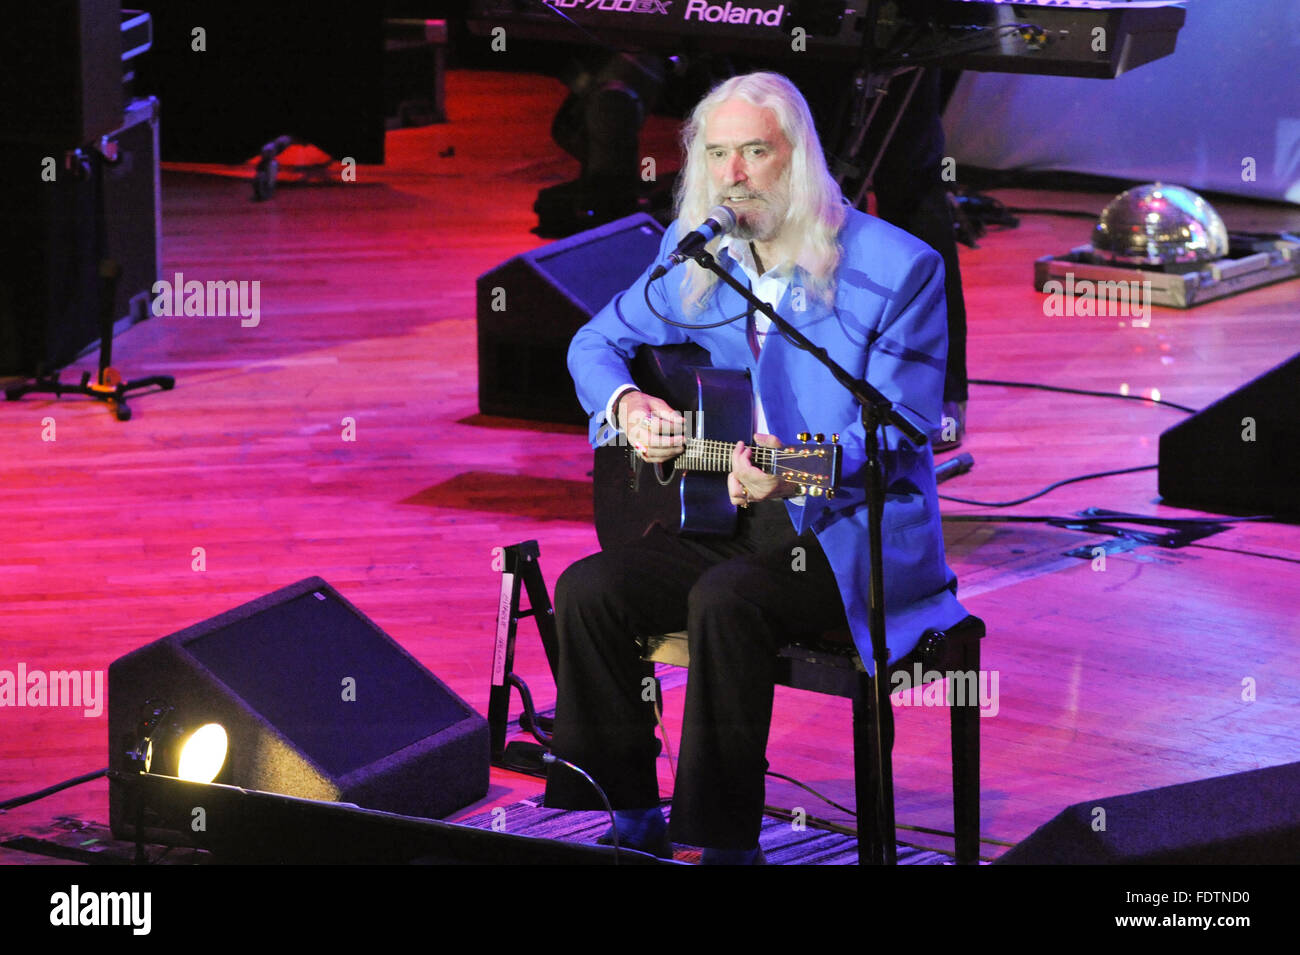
top-left (467, 0), bottom-right (1186, 79)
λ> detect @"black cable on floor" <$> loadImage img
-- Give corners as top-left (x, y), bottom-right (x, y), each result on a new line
top-left (943, 512), bottom-right (1274, 526)
top-left (1003, 206), bottom-right (1099, 220)
top-left (967, 378), bottom-right (1198, 415)
top-left (0, 769), bottom-right (107, 812)
top-left (936, 379), bottom-right (1201, 506)
top-left (765, 770), bottom-right (856, 817)
top-left (1186, 543), bottom-right (1300, 564)
top-left (539, 753), bottom-right (621, 864)
top-left (939, 464), bottom-right (1157, 507)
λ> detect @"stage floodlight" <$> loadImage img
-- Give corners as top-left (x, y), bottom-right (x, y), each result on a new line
top-left (109, 577), bottom-right (489, 848)
top-left (177, 723), bottom-right (228, 784)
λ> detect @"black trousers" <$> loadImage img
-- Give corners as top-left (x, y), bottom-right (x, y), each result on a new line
top-left (543, 500), bottom-right (849, 849)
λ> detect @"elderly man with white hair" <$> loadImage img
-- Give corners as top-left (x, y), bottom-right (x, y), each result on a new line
top-left (543, 71), bottom-right (967, 864)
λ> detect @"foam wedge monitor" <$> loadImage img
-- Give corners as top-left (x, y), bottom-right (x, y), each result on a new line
top-left (108, 577), bottom-right (489, 842)
top-left (996, 762), bottom-right (1300, 864)
top-left (476, 213), bottom-right (665, 424)
top-left (1158, 353), bottom-right (1299, 519)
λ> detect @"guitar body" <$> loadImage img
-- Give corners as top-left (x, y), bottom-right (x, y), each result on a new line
top-left (593, 344), bottom-right (841, 550)
top-left (674, 365), bottom-right (755, 534)
top-left (594, 344), bottom-right (754, 550)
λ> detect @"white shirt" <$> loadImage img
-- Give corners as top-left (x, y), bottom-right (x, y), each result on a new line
top-left (605, 236), bottom-right (793, 438)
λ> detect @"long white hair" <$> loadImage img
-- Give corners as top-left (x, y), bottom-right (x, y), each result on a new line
top-left (674, 71), bottom-right (846, 312)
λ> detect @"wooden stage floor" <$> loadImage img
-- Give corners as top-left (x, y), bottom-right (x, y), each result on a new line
top-left (2, 69), bottom-right (1297, 865)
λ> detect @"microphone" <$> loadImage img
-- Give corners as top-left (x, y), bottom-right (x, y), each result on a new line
top-left (649, 206), bottom-right (737, 280)
top-left (935, 452), bottom-right (974, 484)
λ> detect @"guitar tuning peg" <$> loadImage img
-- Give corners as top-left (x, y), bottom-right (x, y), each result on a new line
top-left (831, 433), bottom-right (840, 443)
top-left (797, 431), bottom-right (810, 443)
top-left (809, 486), bottom-right (824, 497)
top-left (799, 485), bottom-right (809, 495)
top-left (826, 488), bottom-right (835, 499)
top-left (814, 433), bottom-right (824, 444)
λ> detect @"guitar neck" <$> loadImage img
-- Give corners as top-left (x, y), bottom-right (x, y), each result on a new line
top-left (675, 438), bottom-right (778, 474)
top-left (672, 436), bottom-right (842, 496)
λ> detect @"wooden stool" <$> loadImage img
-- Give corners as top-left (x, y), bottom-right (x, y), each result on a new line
top-left (640, 614), bottom-right (986, 864)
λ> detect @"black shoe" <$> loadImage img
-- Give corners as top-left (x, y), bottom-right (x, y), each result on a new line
top-left (597, 826), bottom-right (675, 859)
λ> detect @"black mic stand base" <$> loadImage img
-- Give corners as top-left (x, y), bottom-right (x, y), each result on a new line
top-left (4, 143), bottom-right (176, 421)
top-left (5, 371), bottom-right (175, 423)
top-left (499, 741), bottom-right (551, 778)
top-left (4, 260), bottom-right (174, 422)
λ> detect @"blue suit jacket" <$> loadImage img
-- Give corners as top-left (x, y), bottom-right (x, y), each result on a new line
top-left (568, 208), bottom-right (968, 670)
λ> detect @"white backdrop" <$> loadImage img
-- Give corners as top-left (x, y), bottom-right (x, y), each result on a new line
top-left (942, 0), bottom-right (1300, 204)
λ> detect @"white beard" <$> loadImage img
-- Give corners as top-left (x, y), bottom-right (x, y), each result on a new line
top-left (715, 172), bottom-right (791, 243)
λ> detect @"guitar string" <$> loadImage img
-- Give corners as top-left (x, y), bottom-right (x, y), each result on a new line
top-left (670, 441), bottom-right (829, 481)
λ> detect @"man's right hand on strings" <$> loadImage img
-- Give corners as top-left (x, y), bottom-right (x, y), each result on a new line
top-left (617, 390), bottom-right (685, 463)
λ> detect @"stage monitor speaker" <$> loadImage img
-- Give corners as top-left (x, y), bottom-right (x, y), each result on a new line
top-left (1158, 353), bottom-right (1300, 519)
top-left (0, 1), bottom-right (123, 149)
top-left (995, 762), bottom-right (1300, 864)
top-left (108, 577), bottom-right (489, 842)
top-left (118, 774), bottom-right (666, 864)
top-left (0, 96), bottom-right (161, 377)
top-left (476, 213), bottom-right (665, 424)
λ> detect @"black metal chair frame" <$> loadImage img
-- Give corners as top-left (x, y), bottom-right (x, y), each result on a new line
top-left (639, 614), bottom-right (986, 865)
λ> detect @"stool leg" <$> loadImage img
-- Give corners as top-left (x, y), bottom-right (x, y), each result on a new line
top-left (950, 635), bottom-right (981, 864)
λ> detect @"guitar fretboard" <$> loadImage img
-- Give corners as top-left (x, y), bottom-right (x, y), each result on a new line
top-left (672, 439), bottom-right (837, 489)
top-left (675, 438), bottom-right (779, 474)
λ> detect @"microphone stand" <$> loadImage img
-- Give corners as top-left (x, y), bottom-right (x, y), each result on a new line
top-left (4, 136), bottom-right (174, 421)
top-left (687, 248), bottom-right (929, 865)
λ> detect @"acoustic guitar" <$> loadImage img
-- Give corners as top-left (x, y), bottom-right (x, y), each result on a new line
top-left (593, 344), bottom-right (841, 550)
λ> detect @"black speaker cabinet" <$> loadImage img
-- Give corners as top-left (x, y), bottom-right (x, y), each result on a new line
top-left (476, 213), bottom-right (665, 424)
top-left (0, 96), bottom-right (161, 377)
top-left (1158, 353), bottom-right (1300, 519)
top-left (119, 774), bottom-right (665, 864)
top-left (108, 577), bottom-right (489, 842)
top-left (996, 762), bottom-right (1300, 864)
top-left (0, 1), bottom-right (124, 149)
